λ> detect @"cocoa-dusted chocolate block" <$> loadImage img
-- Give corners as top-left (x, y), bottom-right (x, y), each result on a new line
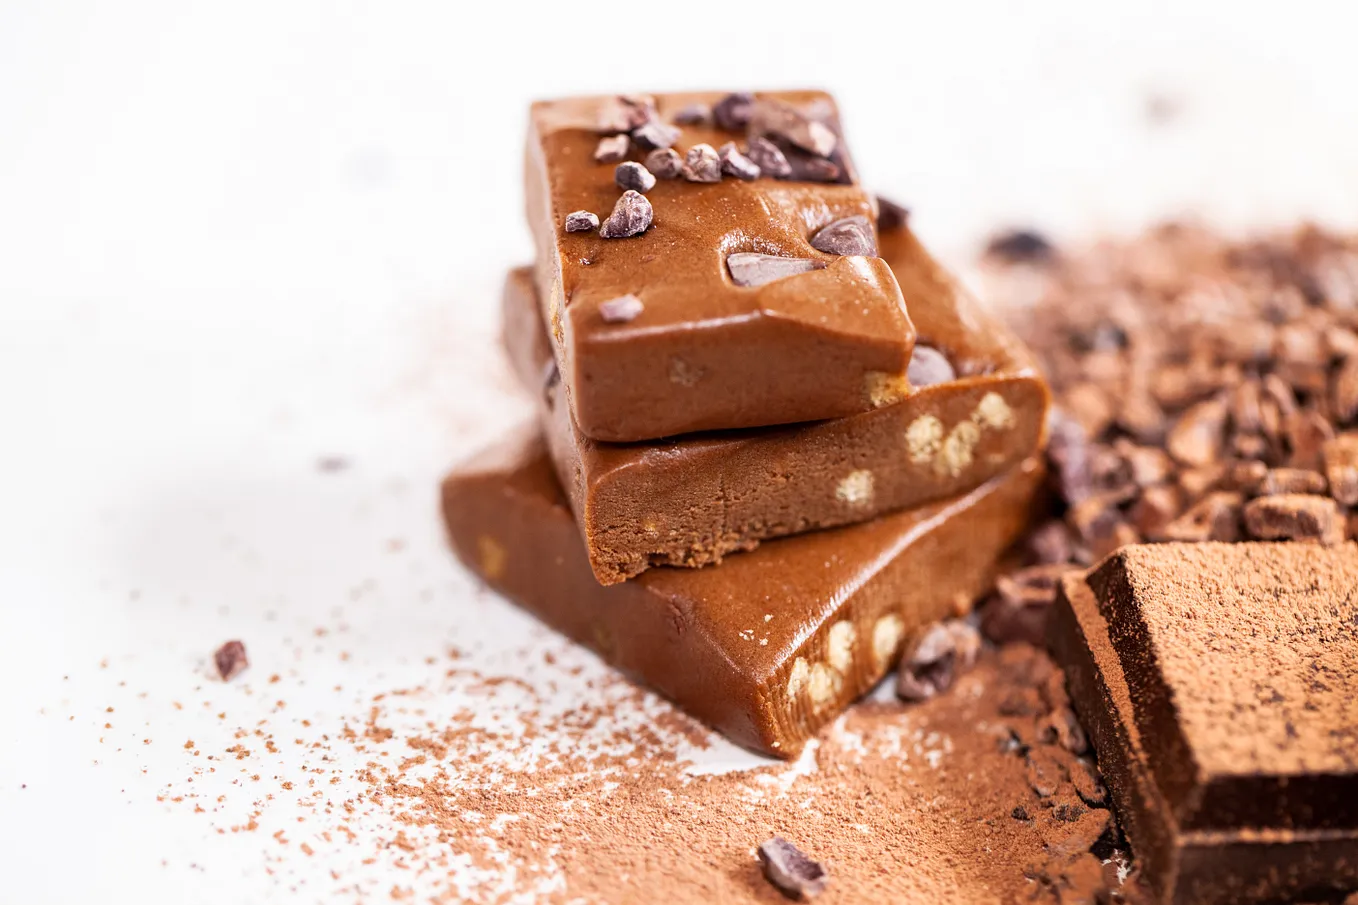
top-left (1050, 543), bottom-right (1358, 905)
top-left (525, 91), bottom-right (917, 443)
top-left (504, 221), bottom-right (1050, 584)
top-left (442, 427), bottom-right (1042, 758)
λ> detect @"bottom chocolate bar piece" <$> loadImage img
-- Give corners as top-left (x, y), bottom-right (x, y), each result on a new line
top-left (442, 427), bottom-right (1041, 758)
top-left (1051, 544), bottom-right (1358, 905)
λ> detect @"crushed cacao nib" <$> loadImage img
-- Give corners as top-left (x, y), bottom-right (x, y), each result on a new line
top-left (712, 92), bottom-right (754, 131)
top-left (564, 210), bottom-right (600, 233)
top-left (644, 148), bottom-right (683, 180)
top-left (682, 144), bottom-right (722, 183)
top-left (810, 215), bottom-right (877, 257)
top-left (671, 102), bottom-right (710, 125)
top-left (614, 161), bottom-right (656, 193)
top-left (596, 94), bottom-right (657, 133)
top-left (630, 121), bottom-right (680, 151)
top-left (727, 253), bottom-right (823, 288)
top-left (745, 137), bottom-right (792, 179)
top-left (598, 294), bottom-right (644, 324)
top-left (717, 142), bottom-right (760, 181)
top-left (599, 191), bottom-right (654, 239)
top-left (757, 837), bottom-right (828, 900)
top-left (593, 134), bottom-right (630, 163)
top-left (214, 640), bottom-right (249, 681)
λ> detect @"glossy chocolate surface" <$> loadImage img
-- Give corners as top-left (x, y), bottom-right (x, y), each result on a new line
top-left (525, 91), bottom-right (916, 442)
top-left (442, 427), bottom-right (1042, 758)
top-left (1051, 555), bottom-right (1358, 905)
top-left (503, 222), bottom-right (1050, 584)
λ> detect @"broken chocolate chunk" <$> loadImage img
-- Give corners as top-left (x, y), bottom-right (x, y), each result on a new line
top-left (672, 102), bottom-right (710, 125)
top-left (896, 619), bottom-right (981, 702)
top-left (712, 92), bottom-right (754, 131)
top-left (682, 144), bottom-right (722, 183)
top-left (745, 136), bottom-right (792, 179)
top-left (726, 253), bottom-right (823, 288)
top-left (1242, 493), bottom-right (1343, 544)
top-left (564, 210), bottom-right (599, 233)
top-left (598, 294), bottom-right (644, 324)
top-left (810, 215), bottom-right (877, 257)
top-left (593, 134), bottom-right (629, 163)
top-left (986, 229), bottom-right (1055, 264)
top-left (631, 121), bottom-right (680, 151)
top-left (614, 161), bottom-right (656, 193)
top-left (757, 837), bottom-right (828, 900)
top-left (876, 196), bottom-right (910, 232)
top-left (749, 98), bottom-right (838, 157)
top-left (718, 142), bottom-right (760, 181)
top-left (599, 191), bottom-right (653, 239)
top-left (644, 148), bottom-right (683, 180)
top-left (214, 640), bottom-right (249, 681)
top-left (786, 152), bottom-right (841, 183)
top-left (906, 345), bottom-right (956, 387)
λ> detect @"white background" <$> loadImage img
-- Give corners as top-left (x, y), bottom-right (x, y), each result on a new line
top-left (2, 1), bottom-right (1356, 901)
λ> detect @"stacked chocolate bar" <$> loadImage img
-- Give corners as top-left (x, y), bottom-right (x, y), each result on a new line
top-left (442, 91), bottom-right (1050, 757)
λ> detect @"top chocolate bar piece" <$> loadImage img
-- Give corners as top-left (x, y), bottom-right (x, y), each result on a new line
top-left (1085, 542), bottom-right (1358, 832)
top-left (525, 91), bottom-right (916, 442)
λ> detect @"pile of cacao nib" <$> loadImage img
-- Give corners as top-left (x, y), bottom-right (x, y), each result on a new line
top-left (977, 222), bottom-right (1358, 645)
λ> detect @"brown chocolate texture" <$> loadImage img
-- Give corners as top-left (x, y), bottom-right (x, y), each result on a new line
top-left (1050, 546), bottom-right (1358, 905)
top-left (441, 426), bottom-right (1041, 758)
top-left (504, 222), bottom-right (1050, 584)
top-left (525, 91), bottom-right (917, 442)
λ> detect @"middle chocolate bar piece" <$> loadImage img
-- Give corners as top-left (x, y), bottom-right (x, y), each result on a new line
top-left (525, 91), bottom-right (916, 443)
top-left (503, 221), bottom-right (1050, 584)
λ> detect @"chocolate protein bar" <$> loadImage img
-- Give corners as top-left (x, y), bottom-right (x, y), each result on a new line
top-left (1049, 544), bottom-right (1358, 905)
top-left (525, 91), bottom-right (916, 442)
top-left (504, 221), bottom-right (1050, 584)
top-left (442, 427), bottom-right (1042, 757)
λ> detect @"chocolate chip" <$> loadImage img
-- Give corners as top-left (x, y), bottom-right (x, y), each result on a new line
top-left (631, 121), bottom-right (681, 151)
top-left (712, 92), bottom-right (754, 131)
top-left (745, 137), bottom-right (792, 179)
top-left (718, 142), bottom-right (760, 181)
top-left (596, 94), bottom-right (656, 133)
top-left (896, 620), bottom-right (981, 703)
top-left (906, 345), bottom-right (956, 387)
top-left (757, 837), bottom-right (827, 900)
top-left (598, 294), bottom-right (643, 324)
top-left (593, 134), bottom-right (629, 163)
top-left (214, 640), bottom-right (249, 682)
top-left (598, 190), bottom-right (653, 239)
top-left (682, 144), bottom-right (722, 183)
top-left (727, 253), bottom-right (823, 288)
top-left (876, 196), bottom-right (910, 232)
top-left (644, 148), bottom-right (683, 180)
top-left (564, 210), bottom-right (599, 233)
top-left (672, 103), bottom-right (710, 125)
top-left (986, 229), bottom-right (1055, 264)
top-left (810, 215), bottom-right (877, 257)
top-left (749, 98), bottom-right (838, 157)
top-left (614, 161), bottom-right (656, 193)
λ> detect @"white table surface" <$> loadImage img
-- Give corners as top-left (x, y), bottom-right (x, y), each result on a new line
top-left (2, 2), bottom-right (1356, 901)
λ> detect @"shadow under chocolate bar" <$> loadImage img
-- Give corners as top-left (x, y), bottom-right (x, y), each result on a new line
top-left (525, 91), bottom-right (916, 443)
top-left (1050, 544), bottom-right (1358, 905)
top-left (442, 426), bottom-right (1042, 758)
top-left (503, 222), bottom-right (1050, 584)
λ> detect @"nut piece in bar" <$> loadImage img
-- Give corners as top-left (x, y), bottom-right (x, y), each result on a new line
top-left (1049, 543), bottom-right (1358, 905)
top-left (500, 220), bottom-right (1050, 584)
top-left (441, 427), bottom-right (1042, 757)
top-left (525, 90), bottom-right (915, 442)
